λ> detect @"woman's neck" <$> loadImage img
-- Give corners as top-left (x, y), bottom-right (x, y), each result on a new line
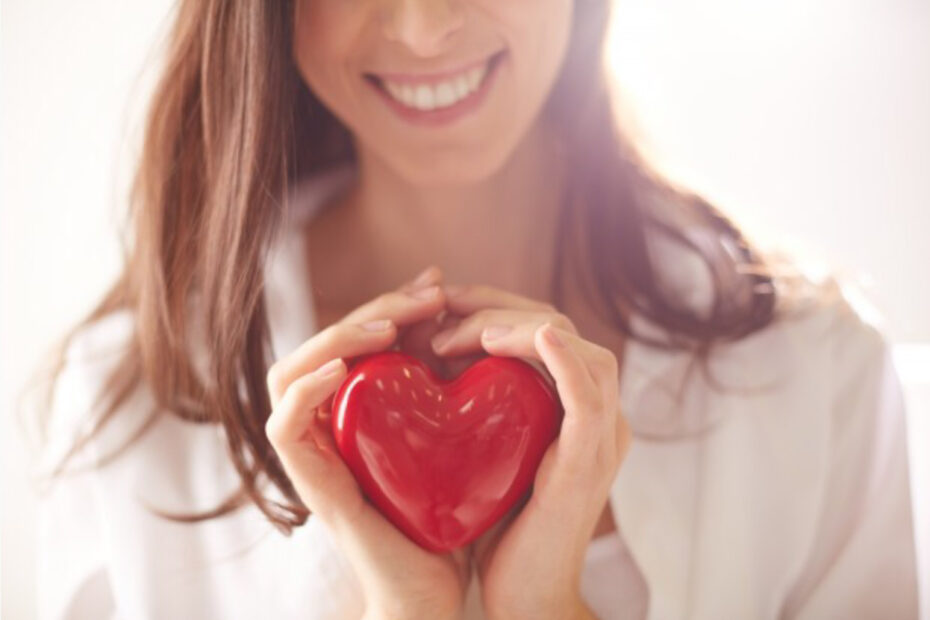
top-left (340, 118), bottom-right (569, 302)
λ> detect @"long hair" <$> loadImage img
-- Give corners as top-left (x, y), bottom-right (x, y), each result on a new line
top-left (39, 0), bottom-right (799, 534)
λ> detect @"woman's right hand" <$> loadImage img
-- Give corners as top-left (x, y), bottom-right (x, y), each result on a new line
top-left (265, 265), bottom-right (470, 620)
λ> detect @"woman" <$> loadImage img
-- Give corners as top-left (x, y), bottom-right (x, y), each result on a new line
top-left (37, 0), bottom-right (919, 618)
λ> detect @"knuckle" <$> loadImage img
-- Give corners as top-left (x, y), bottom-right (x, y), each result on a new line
top-left (265, 377), bottom-right (324, 445)
top-left (316, 324), bottom-right (342, 348)
top-left (287, 376), bottom-right (317, 406)
top-left (365, 291), bottom-right (395, 314)
top-left (334, 321), bottom-right (363, 341)
top-left (265, 362), bottom-right (286, 401)
top-left (592, 346), bottom-right (619, 376)
top-left (385, 290), bottom-right (408, 305)
top-left (462, 309), bottom-right (490, 328)
top-left (315, 324), bottom-right (355, 356)
top-left (551, 312), bottom-right (576, 334)
top-left (264, 412), bottom-right (284, 444)
top-left (455, 309), bottom-right (494, 334)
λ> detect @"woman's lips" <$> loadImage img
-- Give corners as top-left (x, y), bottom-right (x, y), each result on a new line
top-left (371, 52), bottom-right (501, 86)
top-left (364, 51), bottom-right (507, 127)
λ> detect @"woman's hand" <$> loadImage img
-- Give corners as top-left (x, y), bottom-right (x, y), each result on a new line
top-left (265, 265), bottom-right (471, 620)
top-left (430, 284), bottom-right (634, 620)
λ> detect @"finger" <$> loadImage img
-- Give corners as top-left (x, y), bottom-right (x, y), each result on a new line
top-left (392, 314), bottom-right (461, 378)
top-left (397, 264), bottom-right (443, 295)
top-left (266, 361), bottom-right (388, 525)
top-left (268, 270), bottom-right (447, 406)
top-left (265, 357), bottom-right (347, 447)
top-left (339, 283), bottom-right (445, 326)
top-left (485, 321), bottom-right (619, 399)
top-left (337, 264), bottom-right (445, 328)
top-left (441, 283), bottom-right (555, 315)
top-left (534, 323), bottom-right (604, 416)
top-left (432, 309), bottom-right (611, 392)
top-left (267, 319), bottom-right (397, 408)
top-left (430, 308), bottom-right (577, 357)
top-left (329, 498), bottom-right (438, 590)
top-left (534, 323), bottom-right (630, 480)
top-left (265, 364), bottom-right (364, 516)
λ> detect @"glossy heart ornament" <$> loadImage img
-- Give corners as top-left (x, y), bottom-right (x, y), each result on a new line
top-left (331, 350), bottom-right (563, 552)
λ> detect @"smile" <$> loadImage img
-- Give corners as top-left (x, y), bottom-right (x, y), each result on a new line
top-left (364, 51), bottom-right (508, 126)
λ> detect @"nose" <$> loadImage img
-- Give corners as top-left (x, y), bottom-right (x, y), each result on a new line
top-left (380, 0), bottom-right (465, 57)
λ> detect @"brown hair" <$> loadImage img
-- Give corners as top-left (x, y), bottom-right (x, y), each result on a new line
top-left (39, 0), bottom-right (799, 534)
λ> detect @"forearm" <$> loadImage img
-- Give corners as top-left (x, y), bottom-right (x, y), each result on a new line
top-left (519, 590), bottom-right (648, 620)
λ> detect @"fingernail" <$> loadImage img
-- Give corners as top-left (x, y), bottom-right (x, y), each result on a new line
top-left (542, 324), bottom-right (565, 347)
top-left (360, 319), bottom-right (392, 331)
top-left (431, 329), bottom-right (454, 351)
top-left (443, 284), bottom-right (466, 297)
top-left (412, 266), bottom-right (437, 289)
top-left (410, 285), bottom-right (439, 300)
top-left (483, 325), bottom-right (513, 340)
top-left (318, 358), bottom-right (345, 376)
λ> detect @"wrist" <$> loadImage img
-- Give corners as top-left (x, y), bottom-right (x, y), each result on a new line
top-left (486, 591), bottom-right (592, 620)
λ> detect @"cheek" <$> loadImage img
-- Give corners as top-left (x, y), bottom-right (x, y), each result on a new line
top-left (290, 0), bottom-right (575, 186)
top-left (292, 1), bottom-right (368, 114)
top-left (504, 0), bottom-right (573, 99)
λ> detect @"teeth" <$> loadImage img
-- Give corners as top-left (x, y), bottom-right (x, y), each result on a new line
top-left (453, 75), bottom-right (469, 99)
top-left (434, 82), bottom-right (456, 107)
top-left (401, 84), bottom-right (415, 106)
top-left (380, 61), bottom-right (490, 112)
top-left (466, 66), bottom-right (483, 90)
top-left (414, 85), bottom-right (435, 110)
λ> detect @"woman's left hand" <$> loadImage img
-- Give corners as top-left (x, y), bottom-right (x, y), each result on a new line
top-left (429, 283), bottom-right (634, 620)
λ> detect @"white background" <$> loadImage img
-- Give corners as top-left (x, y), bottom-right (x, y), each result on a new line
top-left (3, 0), bottom-right (928, 618)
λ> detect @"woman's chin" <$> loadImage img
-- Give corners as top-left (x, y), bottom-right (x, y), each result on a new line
top-left (393, 152), bottom-right (513, 189)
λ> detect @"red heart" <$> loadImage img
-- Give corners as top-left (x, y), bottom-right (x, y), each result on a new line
top-left (331, 350), bottom-right (563, 552)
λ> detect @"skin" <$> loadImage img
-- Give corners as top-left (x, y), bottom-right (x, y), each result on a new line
top-left (290, 0), bottom-right (572, 295)
top-left (276, 0), bottom-right (644, 617)
top-left (266, 271), bottom-right (472, 620)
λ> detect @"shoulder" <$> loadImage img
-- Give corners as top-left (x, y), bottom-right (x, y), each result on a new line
top-left (684, 243), bottom-right (895, 423)
top-left (722, 244), bottom-right (902, 438)
top-left (764, 244), bottom-right (893, 376)
top-left (621, 240), bottom-right (896, 437)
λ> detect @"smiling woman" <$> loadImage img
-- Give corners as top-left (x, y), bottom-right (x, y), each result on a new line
top-left (33, 0), bottom-right (919, 619)
top-left (291, 0), bottom-right (573, 183)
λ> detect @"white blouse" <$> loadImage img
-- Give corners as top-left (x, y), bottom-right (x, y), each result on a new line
top-left (36, 164), bottom-right (920, 619)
